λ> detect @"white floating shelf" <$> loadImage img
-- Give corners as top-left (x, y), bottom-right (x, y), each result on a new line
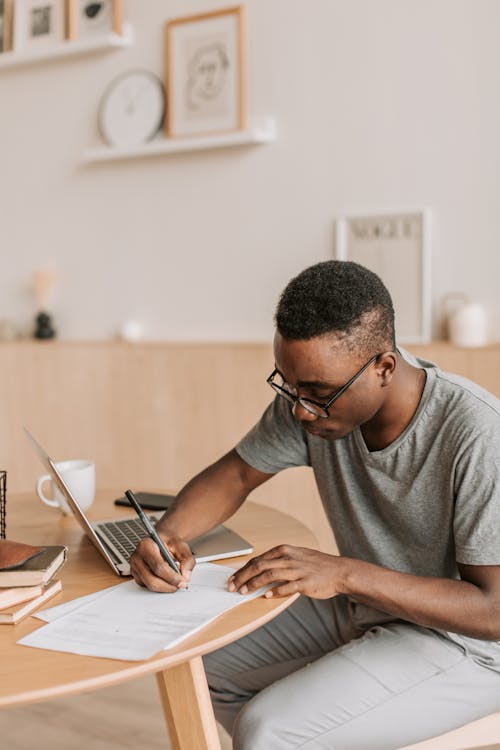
top-left (0, 23), bottom-right (134, 70)
top-left (82, 117), bottom-right (277, 164)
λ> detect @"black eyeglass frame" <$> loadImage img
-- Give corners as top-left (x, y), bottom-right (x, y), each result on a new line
top-left (267, 353), bottom-right (382, 419)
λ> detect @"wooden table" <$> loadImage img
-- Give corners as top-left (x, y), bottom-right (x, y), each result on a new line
top-left (0, 490), bottom-right (317, 750)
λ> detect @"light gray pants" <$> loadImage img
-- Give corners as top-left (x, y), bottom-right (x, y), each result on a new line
top-left (203, 595), bottom-right (500, 749)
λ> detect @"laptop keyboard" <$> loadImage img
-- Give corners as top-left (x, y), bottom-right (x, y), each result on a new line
top-left (99, 516), bottom-right (158, 561)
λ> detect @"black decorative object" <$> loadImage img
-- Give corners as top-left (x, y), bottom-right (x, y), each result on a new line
top-left (34, 311), bottom-right (56, 339)
top-left (32, 270), bottom-right (58, 341)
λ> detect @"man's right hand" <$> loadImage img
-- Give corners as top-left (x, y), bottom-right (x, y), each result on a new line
top-left (129, 533), bottom-right (196, 592)
top-left (129, 450), bottom-right (273, 592)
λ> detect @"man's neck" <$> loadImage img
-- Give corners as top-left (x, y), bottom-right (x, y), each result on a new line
top-left (360, 358), bottom-right (427, 452)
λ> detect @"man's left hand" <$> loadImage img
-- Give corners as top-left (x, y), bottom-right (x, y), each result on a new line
top-left (228, 545), bottom-right (348, 599)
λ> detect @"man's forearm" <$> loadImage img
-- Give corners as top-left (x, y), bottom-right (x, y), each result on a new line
top-left (156, 449), bottom-right (272, 541)
top-left (340, 558), bottom-right (500, 641)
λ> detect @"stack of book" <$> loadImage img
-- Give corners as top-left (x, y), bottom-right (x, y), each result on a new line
top-left (0, 541), bottom-right (67, 624)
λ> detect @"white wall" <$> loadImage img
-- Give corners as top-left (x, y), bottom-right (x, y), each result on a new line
top-left (1, 0), bottom-right (499, 342)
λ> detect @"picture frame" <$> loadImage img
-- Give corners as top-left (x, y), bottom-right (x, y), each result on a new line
top-left (165, 5), bottom-right (247, 138)
top-left (13, 0), bottom-right (66, 51)
top-left (0, 0), bottom-right (13, 52)
top-left (335, 210), bottom-right (432, 344)
top-left (67, 0), bottom-right (123, 41)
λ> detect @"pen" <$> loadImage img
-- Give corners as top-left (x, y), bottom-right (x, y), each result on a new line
top-left (125, 489), bottom-right (181, 576)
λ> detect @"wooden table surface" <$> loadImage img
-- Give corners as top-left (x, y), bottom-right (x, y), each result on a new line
top-left (0, 489), bottom-right (317, 748)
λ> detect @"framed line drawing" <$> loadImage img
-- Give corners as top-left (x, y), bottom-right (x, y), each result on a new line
top-left (165, 5), bottom-right (247, 138)
top-left (13, 0), bottom-right (66, 51)
top-left (336, 210), bottom-right (432, 344)
top-left (67, 0), bottom-right (123, 40)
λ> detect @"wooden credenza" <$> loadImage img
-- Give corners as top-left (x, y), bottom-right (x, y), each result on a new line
top-left (1, 341), bottom-right (499, 552)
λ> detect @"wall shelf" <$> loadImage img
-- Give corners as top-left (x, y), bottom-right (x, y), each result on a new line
top-left (82, 117), bottom-right (277, 164)
top-left (0, 23), bottom-right (134, 70)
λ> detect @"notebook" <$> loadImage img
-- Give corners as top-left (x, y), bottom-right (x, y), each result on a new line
top-left (25, 429), bottom-right (253, 577)
top-left (0, 545), bottom-right (66, 587)
top-left (0, 579), bottom-right (62, 624)
top-left (0, 583), bottom-right (46, 610)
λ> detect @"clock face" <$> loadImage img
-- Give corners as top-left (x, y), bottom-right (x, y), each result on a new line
top-left (99, 71), bottom-right (166, 148)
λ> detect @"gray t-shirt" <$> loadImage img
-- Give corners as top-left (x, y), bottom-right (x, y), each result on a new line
top-left (236, 350), bottom-right (500, 668)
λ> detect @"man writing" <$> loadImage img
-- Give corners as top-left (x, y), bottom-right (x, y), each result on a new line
top-left (131, 261), bottom-right (500, 749)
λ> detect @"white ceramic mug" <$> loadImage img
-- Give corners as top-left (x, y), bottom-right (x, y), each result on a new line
top-left (36, 459), bottom-right (95, 515)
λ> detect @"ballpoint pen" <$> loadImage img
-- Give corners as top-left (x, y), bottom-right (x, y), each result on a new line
top-left (125, 489), bottom-right (181, 576)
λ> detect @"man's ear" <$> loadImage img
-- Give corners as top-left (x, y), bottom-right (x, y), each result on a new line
top-left (377, 352), bottom-right (397, 387)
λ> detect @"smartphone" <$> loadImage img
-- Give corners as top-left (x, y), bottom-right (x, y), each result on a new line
top-left (114, 491), bottom-right (177, 511)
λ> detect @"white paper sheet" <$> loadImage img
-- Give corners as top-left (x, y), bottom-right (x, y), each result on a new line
top-left (18, 564), bottom-right (268, 661)
top-left (35, 583), bottom-right (122, 622)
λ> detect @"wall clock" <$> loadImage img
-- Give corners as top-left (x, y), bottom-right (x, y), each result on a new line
top-left (98, 70), bottom-right (166, 148)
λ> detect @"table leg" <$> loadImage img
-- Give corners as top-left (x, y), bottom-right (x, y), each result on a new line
top-left (156, 656), bottom-right (222, 750)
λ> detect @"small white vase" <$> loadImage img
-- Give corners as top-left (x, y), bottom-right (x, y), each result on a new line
top-left (119, 320), bottom-right (144, 342)
top-left (448, 302), bottom-right (488, 348)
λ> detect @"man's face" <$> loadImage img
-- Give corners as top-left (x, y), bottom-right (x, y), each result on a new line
top-left (273, 331), bottom-right (388, 440)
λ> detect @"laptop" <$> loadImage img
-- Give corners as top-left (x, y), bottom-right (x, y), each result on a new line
top-left (25, 429), bottom-right (253, 577)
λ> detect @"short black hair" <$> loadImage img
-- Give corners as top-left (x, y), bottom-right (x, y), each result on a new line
top-left (275, 260), bottom-right (395, 355)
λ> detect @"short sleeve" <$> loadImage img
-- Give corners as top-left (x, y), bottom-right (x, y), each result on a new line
top-left (453, 421), bottom-right (500, 566)
top-left (236, 395), bottom-right (310, 474)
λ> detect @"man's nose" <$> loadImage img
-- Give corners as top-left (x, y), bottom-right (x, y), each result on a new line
top-left (292, 400), bottom-right (320, 422)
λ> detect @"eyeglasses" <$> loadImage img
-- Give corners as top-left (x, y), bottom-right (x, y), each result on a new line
top-left (266, 353), bottom-right (381, 419)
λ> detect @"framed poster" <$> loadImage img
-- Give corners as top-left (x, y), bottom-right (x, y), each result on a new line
top-left (165, 5), bottom-right (247, 138)
top-left (67, 0), bottom-right (123, 40)
top-left (336, 210), bottom-right (432, 344)
top-left (13, 0), bottom-right (65, 51)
